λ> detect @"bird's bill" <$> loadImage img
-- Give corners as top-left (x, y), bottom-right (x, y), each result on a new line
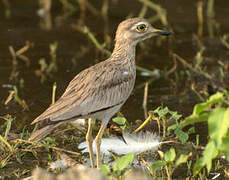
top-left (152, 29), bottom-right (172, 36)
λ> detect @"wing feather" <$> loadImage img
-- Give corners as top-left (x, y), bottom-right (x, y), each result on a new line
top-left (32, 60), bottom-right (135, 125)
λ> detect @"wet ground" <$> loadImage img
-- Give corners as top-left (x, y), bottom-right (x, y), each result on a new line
top-left (0, 0), bottom-right (229, 178)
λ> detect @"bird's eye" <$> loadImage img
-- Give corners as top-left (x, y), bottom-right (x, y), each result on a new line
top-left (136, 24), bottom-right (147, 32)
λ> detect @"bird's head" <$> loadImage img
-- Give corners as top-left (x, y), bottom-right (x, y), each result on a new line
top-left (115, 17), bottom-right (172, 46)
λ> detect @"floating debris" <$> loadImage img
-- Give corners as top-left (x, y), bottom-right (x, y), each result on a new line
top-left (140, 69), bottom-right (160, 77)
top-left (2, 84), bottom-right (14, 88)
top-left (37, 9), bottom-right (46, 18)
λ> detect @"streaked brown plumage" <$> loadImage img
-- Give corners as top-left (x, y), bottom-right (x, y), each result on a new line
top-left (29, 17), bottom-right (171, 168)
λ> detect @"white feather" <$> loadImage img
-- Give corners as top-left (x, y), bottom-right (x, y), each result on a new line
top-left (49, 159), bottom-right (68, 170)
top-left (78, 131), bottom-right (163, 155)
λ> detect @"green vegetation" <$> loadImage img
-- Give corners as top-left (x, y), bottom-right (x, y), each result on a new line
top-left (2, 92), bottom-right (229, 178)
top-left (96, 91), bottom-right (229, 179)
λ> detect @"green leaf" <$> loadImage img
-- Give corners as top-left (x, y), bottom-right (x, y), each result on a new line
top-left (201, 140), bottom-right (218, 173)
top-left (193, 158), bottom-right (204, 175)
top-left (112, 117), bottom-right (126, 125)
top-left (100, 164), bottom-right (111, 175)
top-left (187, 127), bottom-right (195, 134)
top-left (222, 89), bottom-right (229, 104)
top-left (175, 153), bottom-right (191, 167)
top-left (112, 171), bottom-right (121, 177)
top-left (203, 141), bottom-right (218, 172)
top-left (120, 125), bottom-right (126, 131)
top-left (151, 106), bottom-right (169, 118)
top-left (209, 108), bottom-right (229, 147)
top-left (113, 153), bottom-right (135, 171)
top-left (167, 124), bottom-right (179, 131)
top-left (164, 148), bottom-right (176, 163)
top-left (151, 160), bottom-right (165, 171)
top-left (220, 137), bottom-right (229, 161)
top-left (169, 111), bottom-right (182, 121)
top-left (157, 150), bottom-right (164, 159)
top-left (193, 92), bottom-right (223, 115)
top-left (157, 107), bottom-right (169, 117)
top-left (174, 128), bottom-right (189, 143)
top-left (180, 112), bottom-right (210, 128)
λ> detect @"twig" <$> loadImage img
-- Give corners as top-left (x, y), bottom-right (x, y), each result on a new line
top-left (52, 147), bottom-right (81, 156)
top-left (9, 46), bottom-right (17, 66)
top-left (83, 26), bottom-right (111, 56)
top-left (191, 83), bottom-right (205, 102)
top-left (155, 117), bottom-right (161, 135)
top-left (173, 53), bottom-right (212, 79)
top-left (16, 41), bottom-right (31, 56)
top-left (207, 0), bottom-right (215, 38)
top-left (0, 135), bottom-right (13, 152)
top-left (39, 0), bottom-right (51, 12)
top-left (166, 56), bottom-right (177, 78)
top-left (140, 156), bottom-right (153, 176)
top-left (4, 90), bottom-right (14, 105)
top-left (197, 1), bottom-right (204, 37)
top-left (4, 115), bottom-right (14, 139)
top-left (101, 0), bottom-right (109, 18)
top-left (135, 114), bottom-right (152, 133)
top-left (84, 0), bottom-right (100, 16)
top-left (165, 164), bottom-right (171, 180)
top-left (78, 0), bottom-right (86, 20)
top-left (13, 139), bottom-right (81, 156)
top-left (207, 0), bottom-right (215, 18)
top-left (221, 34), bottom-right (229, 49)
top-left (9, 42), bottom-right (31, 66)
top-left (162, 119), bottom-right (166, 138)
top-left (138, 4), bottom-right (148, 18)
top-left (52, 82), bottom-right (57, 105)
top-left (138, 0), bottom-right (168, 26)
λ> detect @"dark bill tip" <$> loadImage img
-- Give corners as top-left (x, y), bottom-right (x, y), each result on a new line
top-left (157, 30), bottom-right (172, 36)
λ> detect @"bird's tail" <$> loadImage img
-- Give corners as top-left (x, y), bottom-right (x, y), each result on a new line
top-left (29, 124), bottom-right (56, 142)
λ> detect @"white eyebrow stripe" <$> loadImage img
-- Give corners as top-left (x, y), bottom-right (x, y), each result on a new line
top-left (130, 22), bottom-right (147, 30)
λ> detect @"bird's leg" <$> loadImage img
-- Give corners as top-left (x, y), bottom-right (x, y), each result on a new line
top-left (86, 118), bottom-right (95, 168)
top-left (95, 121), bottom-right (108, 168)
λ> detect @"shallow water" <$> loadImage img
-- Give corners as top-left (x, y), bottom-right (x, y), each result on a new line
top-left (1, 1), bottom-right (229, 127)
top-left (1, 0), bottom-right (229, 178)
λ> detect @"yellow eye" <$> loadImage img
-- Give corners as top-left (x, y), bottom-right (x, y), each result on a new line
top-left (136, 24), bottom-right (147, 32)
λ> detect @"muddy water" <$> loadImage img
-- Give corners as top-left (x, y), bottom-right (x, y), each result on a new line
top-left (0, 0), bottom-right (229, 132)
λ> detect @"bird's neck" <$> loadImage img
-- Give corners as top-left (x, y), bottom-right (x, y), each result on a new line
top-left (111, 39), bottom-right (136, 63)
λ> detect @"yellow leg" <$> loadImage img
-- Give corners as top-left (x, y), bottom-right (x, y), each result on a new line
top-left (86, 118), bottom-right (95, 168)
top-left (94, 124), bottom-right (106, 168)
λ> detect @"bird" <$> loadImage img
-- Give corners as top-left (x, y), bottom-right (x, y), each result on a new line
top-left (29, 17), bottom-right (171, 168)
